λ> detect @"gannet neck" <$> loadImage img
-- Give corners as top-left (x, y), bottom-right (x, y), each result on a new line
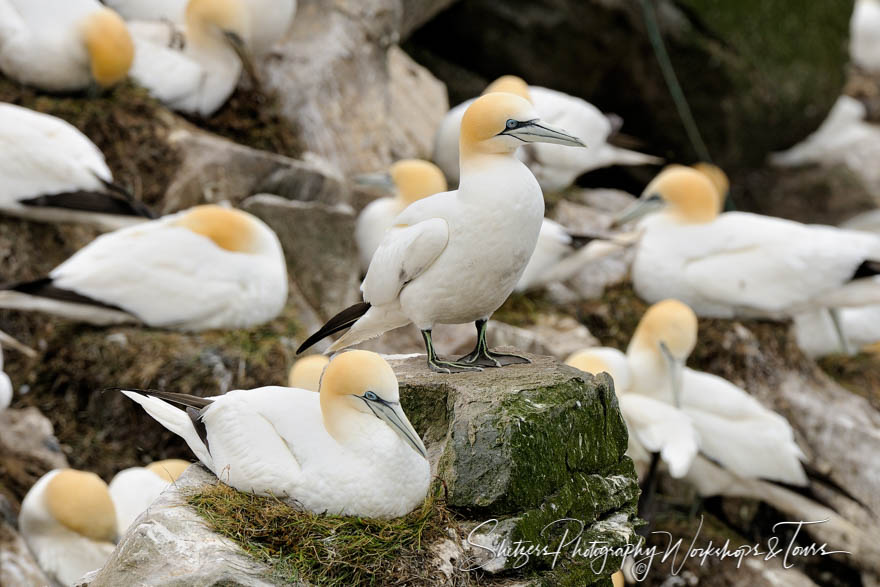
top-left (483, 75), bottom-right (532, 103)
top-left (389, 160), bottom-right (448, 206)
top-left (81, 8), bottom-right (134, 87)
top-left (185, 0), bottom-right (250, 47)
top-left (645, 167), bottom-right (720, 224)
top-left (43, 470), bottom-right (117, 543)
top-left (175, 205), bottom-right (266, 254)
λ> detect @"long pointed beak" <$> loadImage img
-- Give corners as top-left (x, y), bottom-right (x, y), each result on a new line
top-left (366, 399), bottom-right (428, 459)
top-left (223, 31), bottom-right (261, 91)
top-left (505, 120), bottom-right (586, 148)
top-left (0, 329), bottom-right (36, 358)
top-left (353, 172), bottom-right (395, 194)
top-left (611, 196), bottom-right (666, 228)
top-left (660, 343), bottom-right (684, 408)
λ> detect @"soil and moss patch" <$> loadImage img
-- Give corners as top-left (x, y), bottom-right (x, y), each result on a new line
top-left (817, 351), bottom-right (880, 412)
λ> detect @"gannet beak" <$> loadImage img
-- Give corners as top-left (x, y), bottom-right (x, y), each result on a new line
top-left (363, 396), bottom-right (428, 459)
top-left (0, 329), bottom-right (37, 358)
top-left (353, 172), bottom-right (396, 193)
top-left (660, 342), bottom-right (684, 408)
top-left (501, 120), bottom-right (586, 148)
top-left (223, 31), bottom-right (261, 91)
top-left (611, 194), bottom-right (666, 228)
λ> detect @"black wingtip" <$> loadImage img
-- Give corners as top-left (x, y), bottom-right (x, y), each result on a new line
top-left (296, 302), bottom-right (371, 354)
top-left (0, 277), bottom-right (128, 312)
top-left (19, 189), bottom-right (157, 219)
top-left (852, 260), bottom-right (880, 281)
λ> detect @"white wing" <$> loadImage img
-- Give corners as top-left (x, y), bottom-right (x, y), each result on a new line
top-left (355, 197), bottom-right (401, 272)
top-left (103, 0), bottom-right (186, 22)
top-left (128, 34), bottom-right (206, 112)
top-left (0, 0), bottom-right (25, 43)
top-left (619, 394), bottom-right (699, 478)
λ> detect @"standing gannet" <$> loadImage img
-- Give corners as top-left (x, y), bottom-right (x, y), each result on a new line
top-left (109, 459), bottom-right (190, 533)
top-left (433, 75), bottom-right (660, 191)
top-left (625, 300), bottom-right (807, 485)
top-left (127, 0), bottom-right (257, 116)
top-left (123, 350), bottom-right (430, 518)
top-left (0, 103), bottom-right (154, 230)
top-left (565, 347), bottom-right (699, 479)
top-left (298, 93), bottom-right (586, 372)
top-left (355, 160), bottom-right (448, 272)
top-left (852, 0), bottom-right (880, 72)
top-left (0, 0), bottom-right (133, 92)
top-left (0, 205), bottom-right (288, 330)
top-left (616, 167), bottom-right (880, 318)
top-left (19, 469), bottom-right (117, 585)
top-left (288, 355), bottom-right (329, 392)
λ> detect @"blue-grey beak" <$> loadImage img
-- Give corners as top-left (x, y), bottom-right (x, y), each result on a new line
top-left (361, 395), bottom-right (427, 459)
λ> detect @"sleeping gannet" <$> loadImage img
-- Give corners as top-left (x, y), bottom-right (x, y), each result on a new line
top-left (565, 347), bottom-right (699, 479)
top-left (0, 0), bottom-right (133, 92)
top-left (0, 103), bottom-right (154, 229)
top-left (852, 0), bottom-right (880, 73)
top-left (127, 0), bottom-right (257, 116)
top-left (355, 160), bottom-right (448, 273)
top-left (433, 75), bottom-right (660, 191)
top-left (617, 167), bottom-right (880, 318)
top-left (288, 354), bottom-right (329, 392)
top-left (19, 469), bottom-right (117, 585)
top-left (123, 350), bottom-right (430, 518)
top-left (0, 205), bottom-right (288, 330)
top-left (298, 93), bottom-right (586, 372)
top-left (109, 459), bottom-right (190, 533)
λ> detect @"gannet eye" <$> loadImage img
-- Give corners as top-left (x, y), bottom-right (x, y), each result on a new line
top-left (647, 193), bottom-right (662, 202)
top-left (364, 391), bottom-right (379, 401)
top-left (505, 119), bottom-right (518, 130)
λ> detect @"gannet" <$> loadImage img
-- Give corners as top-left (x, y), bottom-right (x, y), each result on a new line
top-left (566, 347), bottom-right (699, 479)
top-left (355, 159), bottom-right (448, 273)
top-left (104, 0), bottom-right (296, 55)
top-left (0, 205), bottom-right (288, 330)
top-left (852, 0), bottom-right (880, 73)
top-left (122, 350), bottom-right (430, 518)
top-left (617, 167), bottom-right (880, 318)
top-left (127, 0), bottom-right (257, 116)
top-left (19, 469), bottom-right (117, 585)
top-left (109, 459), bottom-right (190, 533)
top-left (0, 0), bottom-right (133, 92)
top-left (433, 75), bottom-right (660, 191)
top-left (287, 354), bottom-right (329, 392)
top-left (625, 300), bottom-right (807, 484)
top-left (299, 93), bottom-right (586, 372)
top-left (0, 103), bottom-right (155, 230)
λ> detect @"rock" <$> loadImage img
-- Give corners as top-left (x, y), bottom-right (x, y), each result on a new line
top-left (83, 465), bottom-right (278, 587)
top-left (0, 513), bottom-right (51, 587)
top-left (0, 407), bottom-right (68, 509)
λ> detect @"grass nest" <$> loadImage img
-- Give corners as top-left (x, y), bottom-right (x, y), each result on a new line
top-left (186, 482), bottom-right (462, 586)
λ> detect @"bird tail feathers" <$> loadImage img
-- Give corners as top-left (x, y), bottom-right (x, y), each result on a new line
top-left (326, 305), bottom-right (410, 352)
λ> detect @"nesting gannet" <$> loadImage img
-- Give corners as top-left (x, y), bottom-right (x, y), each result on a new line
top-left (852, 0), bottom-right (880, 72)
top-left (19, 469), bottom-right (117, 585)
top-left (109, 459), bottom-right (190, 533)
top-left (127, 0), bottom-right (257, 116)
top-left (617, 167), bottom-right (880, 318)
top-left (625, 300), bottom-right (807, 485)
top-left (565, 347), bottom-right (699, 479)
top-left (355, 160), bottom-right (448, 272)
top-left (299, 93), bottom-right (586, 372)
top-left (123, 350), bottom-right (430, 518)
top-left (0, 205), bottom-right (288, 330)
top-left (0, 103), bottom-right (154, 230)
top-left (433, 75), bottom-right (660, 191)
top-left (0, 0), bottom-right (133, 92)
top-left (287, 354), bottom-right (329, 392)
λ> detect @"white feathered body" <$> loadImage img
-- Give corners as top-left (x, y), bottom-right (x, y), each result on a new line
top-left (355, 197), bottom-right (403, 272)
top-left (124, 387), bottom-right (430, 518)
top-left (852, 0), bottom-right (880, 73)
top-left (516, 219), bottom-right (575, 291)
top-left (108, 468), bottom-right (172, 534)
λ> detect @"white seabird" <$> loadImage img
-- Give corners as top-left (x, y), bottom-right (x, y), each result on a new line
top-left (123, 350), bottom-right (430, 519)
top-left (19, 469), bottom-right (117, 586)
top-left (0, 0), bottom-right (133, 92)
top-left (0, 204), bottom-right (288, 330)
top-left (298, 92), bottom-right (586, 372)
top-left (287, 354), bottom-right (329, 392)
top-left (0, 103), bottom-right (155, 230)
top-left (433, 75), bottom-right (660, 191)
top-left (617, 166), bottom-right (880, 319)
top-left (355, 159), bottom-right (448, 273)
top-left (109, 459), bottom-right (190, 533)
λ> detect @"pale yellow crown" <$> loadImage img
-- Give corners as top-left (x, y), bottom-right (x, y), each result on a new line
top-left (630, 299), bottom-right (698, 360)
top-left (460, 92), bottom-right (536, 156)
top-left (692, 162), bottom-right (729, 212)
top-left (643, 167), bottom-right (721, 224)
top-left (565, 351), bottom-right (611, 376)
top-left (390, 160), bottom-right (448, 206)
top-left (82, 8), bottom-right (133, 88)
top-left (483, 75), bottom-right (532, 103)
top-left (45, 470), bottom-right (117, 543)
top-left (288, 355), bottom-right (330, 392)
top-left (176, 205), bottom-right (259, 253)
top-left (186, 0), bottom-right (250, 43)
top-left (146, 459), bottom-right (190, 482)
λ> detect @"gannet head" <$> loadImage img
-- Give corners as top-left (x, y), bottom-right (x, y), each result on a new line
top-left (613, 166), bottom-right (720, 226)
top-left (145, 459), bottom-right (190, 482)
top-left (320, 350), bottom-right (427, 459)
top-left (186, 0), bottom-right (256, 82)
top-left (175, 205), bottom-right (274, 255)
top-left (354, 160), bottom-right (447, 206)
top-left (24, 469), bottom-right (117, 544)
top-left (459, 92), bottom-right (586, 158)
top-left (288, 355), bottom-right (330, 392)
top-left (565, 348), bottom-right (632, 392)
top-left (692, 162), bottom-right (729, 212)
top-left (81, 8), bottom-right (134, 88)
top-left (483, 75), bottom-right (532, 102)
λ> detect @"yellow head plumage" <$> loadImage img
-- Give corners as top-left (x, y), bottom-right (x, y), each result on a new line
top-left (177, 205), bottom-right (260, 253)
top-left (643, 167), bottom-right (721, 224)
top-left (692, 162), bottom-right (729, 212)
top-left (82, 9), bottom-right (133, 88)
top-left (565, 351), bottom-right (611, 376)
top-left (45, 470), bottom-right (117, 543)
top-left (483, 75), bottom-right (532, 103)
top-left (146, 459), bottom-right (190, 482)
top-left (389, 160), bottom-right (448, 206)
top-left (186, 0), bottom-right (250, 44)
top-left (288, 355), bottom-right (330, 392)
top-left (629, 299), bottom-right (698, 360)
top-left (319, 350), bottom-right (398, 434)
top-left (460, 92), bottom-right (538, 157)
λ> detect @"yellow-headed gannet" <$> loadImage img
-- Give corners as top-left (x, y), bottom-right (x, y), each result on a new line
top-left (0, 103), bottom-right (155, 230)
top-left (19, 469), bottom-right (117, 585)
top-left (433, 75), bottom-right (660, 191)
top-left (127, 0), bottom-right (257, 116)
top-left (109, 459), bottom-right (190, 533)
top-left (0, 0), bottom-right (133, 92)
top-left (0, 205), bottom-right (288, 330)
top-left (566, 347), bottom-right (699, 479)
top-left (299, 93), bottom-right (586, 372)
top-left (287, 354), bottom-right (329, 392)
top-left (616, 167), bottom-right (880, 318)
top-left (123, 350), bottom-right (430, 518)
top-left (355, 159), bottom-right (448, 273)
top-left (852, 0), bottom-right (880, 73)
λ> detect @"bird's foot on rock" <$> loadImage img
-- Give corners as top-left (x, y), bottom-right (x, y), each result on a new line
top-left (427, 358), bottom-right (483, 374)
top-left (457, 349), bottom-right (531, 368)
